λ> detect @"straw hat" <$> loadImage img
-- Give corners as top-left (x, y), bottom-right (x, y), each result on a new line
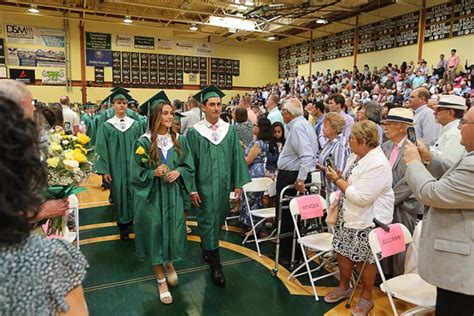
top-left (384, 107), bottom-right (414, 125)
top-left (434, 94), bottom-right (467, 111)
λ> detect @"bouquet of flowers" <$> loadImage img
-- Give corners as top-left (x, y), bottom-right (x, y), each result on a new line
top-left (43, 130), bottom-right (96, 237)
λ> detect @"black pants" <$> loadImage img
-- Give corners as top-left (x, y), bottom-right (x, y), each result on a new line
top-left (436, 287), bottom-right (474, 316)
top-left (275, 170), bottom-right (311, 261)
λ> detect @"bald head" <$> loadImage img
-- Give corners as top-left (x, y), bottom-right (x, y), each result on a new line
top-left (60, 96), bottom-right (70, 106)
top-left (0, 79), bottom-right (34, 119)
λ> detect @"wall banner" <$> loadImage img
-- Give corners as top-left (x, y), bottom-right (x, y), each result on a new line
top-left (114, 34), bottom-right (133, 49)
top-left (86, 49), bottom-right (112, 67)
top-left (4, 24), bottom-right (65, 47)
top-left (41, 69), bottom-right (66, 85)
top-left (9, 68), bottom-right (36, 84)
top-left (134, 36), bottom-right (154, 49)
top-left (0, 38), bottom-right (5, 65)
top-left (7, 47), bottom-right (66, 67)
top-left (86, 32), bottom-right (111, 50)
top-left (195, 42), bottom-right (213, 57)
top-left (94, 66), bottom-right (105, 84)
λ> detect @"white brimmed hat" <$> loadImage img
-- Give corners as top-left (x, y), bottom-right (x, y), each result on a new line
top-left (435, 95), bottom-right (467, 111)
top-left (384, 107), bottom-right (414, 125)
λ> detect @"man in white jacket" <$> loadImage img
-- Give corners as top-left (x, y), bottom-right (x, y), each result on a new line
top-left (431, 95), bottom-right (466, 163)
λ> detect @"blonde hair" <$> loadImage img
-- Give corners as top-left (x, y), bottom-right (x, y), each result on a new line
top-left (324, 112), bottom-right (345, 135)
top-left (351, 120), bottom-right (379, 148)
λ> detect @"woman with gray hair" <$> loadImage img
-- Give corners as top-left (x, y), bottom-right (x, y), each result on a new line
top-left (357, 101), bottom-right (384, 144)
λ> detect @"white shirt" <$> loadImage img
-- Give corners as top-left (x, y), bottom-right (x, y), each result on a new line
top-left (62, 105), bottom-right (79, 133)
top-left (343, 146), bottom-right (394, 229)
top-left (431, 119), bottom-right (465, 164)
top-left (180, 107), bottom-right (201, 136)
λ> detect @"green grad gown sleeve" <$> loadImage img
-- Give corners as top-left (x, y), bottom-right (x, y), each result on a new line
top-left (130, 137), bottom-right (157, 202)
top-left (94, 123), bottom-right (110, 175)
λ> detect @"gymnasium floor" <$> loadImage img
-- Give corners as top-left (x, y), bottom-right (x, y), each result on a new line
top-left (77, 175), bottom-right (415, 316)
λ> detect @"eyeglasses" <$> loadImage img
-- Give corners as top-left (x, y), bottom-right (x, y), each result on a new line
top-left (459, 119), bottom-right (474, 127)
top-left (281, 108), bottom-right (289, 113)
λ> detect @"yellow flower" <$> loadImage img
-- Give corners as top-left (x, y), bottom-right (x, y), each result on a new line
top-left (46, 157), bottom-right (60, 168)
top-left (135, 146), bottom-right (145, 155)
top-left (63, 159), bottom-right (79, 171)
top-left (76, 132), bottom-right (90, 145)
top-left (73, 149), bottom-right (88, 163)
top-left (74, 144), bottom-right (87, 154)
top-left (50, 142), bottom-right (62, 152)
top-left (64, 150), bottom-right (74, 160)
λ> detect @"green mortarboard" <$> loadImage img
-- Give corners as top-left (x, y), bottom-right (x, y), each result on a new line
top-left (101, 90), bottom-right (132, 106)
top-left (193, 85), bottom-right (225, 105)
top-left (128, 98), bottom-right (138, 105)
top-left (110, 86), bottom-right (130, 93)
top-left (83, 102), bottom-right (97, 109)
top-left (139, 91), bottom-right (171, 117)
top-left (174, 112), bottom-right (185, 121)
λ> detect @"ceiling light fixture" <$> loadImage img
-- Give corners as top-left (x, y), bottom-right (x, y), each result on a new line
top-left (267, 35), bottom-right (276, 40)
top-left (208, 16), bottom-right (257, 32)
top-left (230, 4), bottom-right (248, 10)
top-left (123, 15), bottom-right (133, 24)
top-left (28, 4), bottom-right (40, 14)
top-left (316, 18), bottom-right (327, 24)
top-left (189, 23), bottom-right (198, 31)
top-left (228, 28), bottom-right (237, 33)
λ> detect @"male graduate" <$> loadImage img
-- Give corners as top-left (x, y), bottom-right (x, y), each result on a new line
top-left (95, 92), bottom-right (143, 240)
top-left (187, 85), bottom-right (251, 286)
top-left (80, 102), bottom-right (97, 145)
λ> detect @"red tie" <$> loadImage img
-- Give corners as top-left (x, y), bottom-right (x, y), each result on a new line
top-left (211, 124), bottom-right (217, 131)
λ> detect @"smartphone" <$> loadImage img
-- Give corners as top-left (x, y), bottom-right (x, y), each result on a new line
top-left (407, 126), bottom-right (417, 144)
top-left (326, 154), bottom-right (336, 170)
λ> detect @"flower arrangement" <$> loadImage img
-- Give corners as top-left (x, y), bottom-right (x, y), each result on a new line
top-left (43, 131), bottom-right (96, 237)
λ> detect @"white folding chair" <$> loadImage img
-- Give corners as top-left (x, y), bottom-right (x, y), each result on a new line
top-left (224, 191), bottom-right (239, 231)
top-left (241, 177), bottom-right (277, 256)
top-left (369, 223), bottom-right (436, 316)
top-left (287, 194), bottom-right (337, 301)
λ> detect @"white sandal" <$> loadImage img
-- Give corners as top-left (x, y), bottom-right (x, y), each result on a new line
top-left (166, 263), bottom-right (178, 287)
top-left (157, 278), bottom-right (173, 304)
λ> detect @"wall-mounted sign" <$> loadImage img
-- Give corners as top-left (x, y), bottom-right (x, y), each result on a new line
top-left (9, 68), bottom-right (35, 84)
top-left (86, 32), bottom-right (111, 50)
top-left (86, 49), bottom-right (112, 67)
top-left (41, 69), bottom-right (66, 85)
top-left (134, 36), bottom-right (154, 50)
top-left (7, 47), bottom-right (66, 67)
top-left (114, 34), bottom-right (133, 49)
top-left (0, 38), bottom-right (5, 65)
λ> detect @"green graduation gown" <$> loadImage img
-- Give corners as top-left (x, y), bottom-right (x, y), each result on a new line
top-left (130, 134), bottom-right (195, 265)
top-left (187, 120), bottom-right (251, 250)
top-left (94, 116), bottom-right (143, 224)
top-left (92, 108), bottom-right (146, 146)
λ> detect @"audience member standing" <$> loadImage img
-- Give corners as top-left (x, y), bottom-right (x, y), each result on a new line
top-left (432, 95), bottom-right (466, 163)
top-left (60, 96), bottom-right (79, 135)
top-left (241, 95), bottom-right (257, 125)
top-left (327, 94), bottom-right (354, 142)
top-left (447, 49), bottom-right (459, 81)
top-left (408, 88), bottom-right (440, 146)
top-left (0, 94), bottom-right (89, 315)
top-left (276, 98), bottom-right (318, 263)
top-left (403, 106), bottom-right (474, 316)
top-left (180, 98), bottom-right (201, 136)
top-left (266, 94), bottom-right (283, 124)
top-left (381, 108), bottom-right (424, 276)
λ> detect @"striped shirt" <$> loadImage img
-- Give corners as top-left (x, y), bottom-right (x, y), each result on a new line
top-left (318, 134), bottom-right (351, 196)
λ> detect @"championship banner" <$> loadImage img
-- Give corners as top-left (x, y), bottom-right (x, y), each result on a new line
top-left (7, 47), bottom-right (66, 67)
top-left (4, 24), bottom-right (65, 47)
top-left (0, 38), bottom-right (5, 65)
top-left (41, 69), bottom-right (66, 85)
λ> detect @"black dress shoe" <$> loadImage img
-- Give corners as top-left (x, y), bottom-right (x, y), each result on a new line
top-left (210, 268), bottom-right (226, 287)
top-left (119, 229), bottom-right (129, 241)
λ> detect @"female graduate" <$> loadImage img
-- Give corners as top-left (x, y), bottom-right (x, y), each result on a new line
top-left (130, 92), bottom-right (194, 305)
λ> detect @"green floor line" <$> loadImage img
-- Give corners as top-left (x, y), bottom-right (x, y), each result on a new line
top-left (85, 257), bottom-right (253, 293)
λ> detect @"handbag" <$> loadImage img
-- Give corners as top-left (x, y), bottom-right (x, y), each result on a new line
top-left (325, 199), bottom-right (339, 226)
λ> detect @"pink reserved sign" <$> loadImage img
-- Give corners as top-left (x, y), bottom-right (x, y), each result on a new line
top-left (374, 224), bottom-right (406, 258)
top-left (297, 195), bottom-right (324, 219)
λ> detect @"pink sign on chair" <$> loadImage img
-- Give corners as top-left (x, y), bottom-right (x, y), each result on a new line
top-left (374, 224), bottom-right (406, 258)
top-left (297, 195), bottom-right (324, 220)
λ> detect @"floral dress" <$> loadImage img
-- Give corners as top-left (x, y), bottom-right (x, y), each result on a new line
top-left (239, 140), bottom-right (269, 227)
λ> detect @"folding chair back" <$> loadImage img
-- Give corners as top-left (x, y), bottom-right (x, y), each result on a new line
top-left (369, 223), bottom-right (435, 316)
top-left (243, 177), bottom-right (274, 193)
top-left (289, 194), bottom-right (326, 218)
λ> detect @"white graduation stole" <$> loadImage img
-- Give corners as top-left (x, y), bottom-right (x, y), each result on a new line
top-left (106, 116), bottom-right (135, 132)
top-left (193, 119), bottom-right (230, 145)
